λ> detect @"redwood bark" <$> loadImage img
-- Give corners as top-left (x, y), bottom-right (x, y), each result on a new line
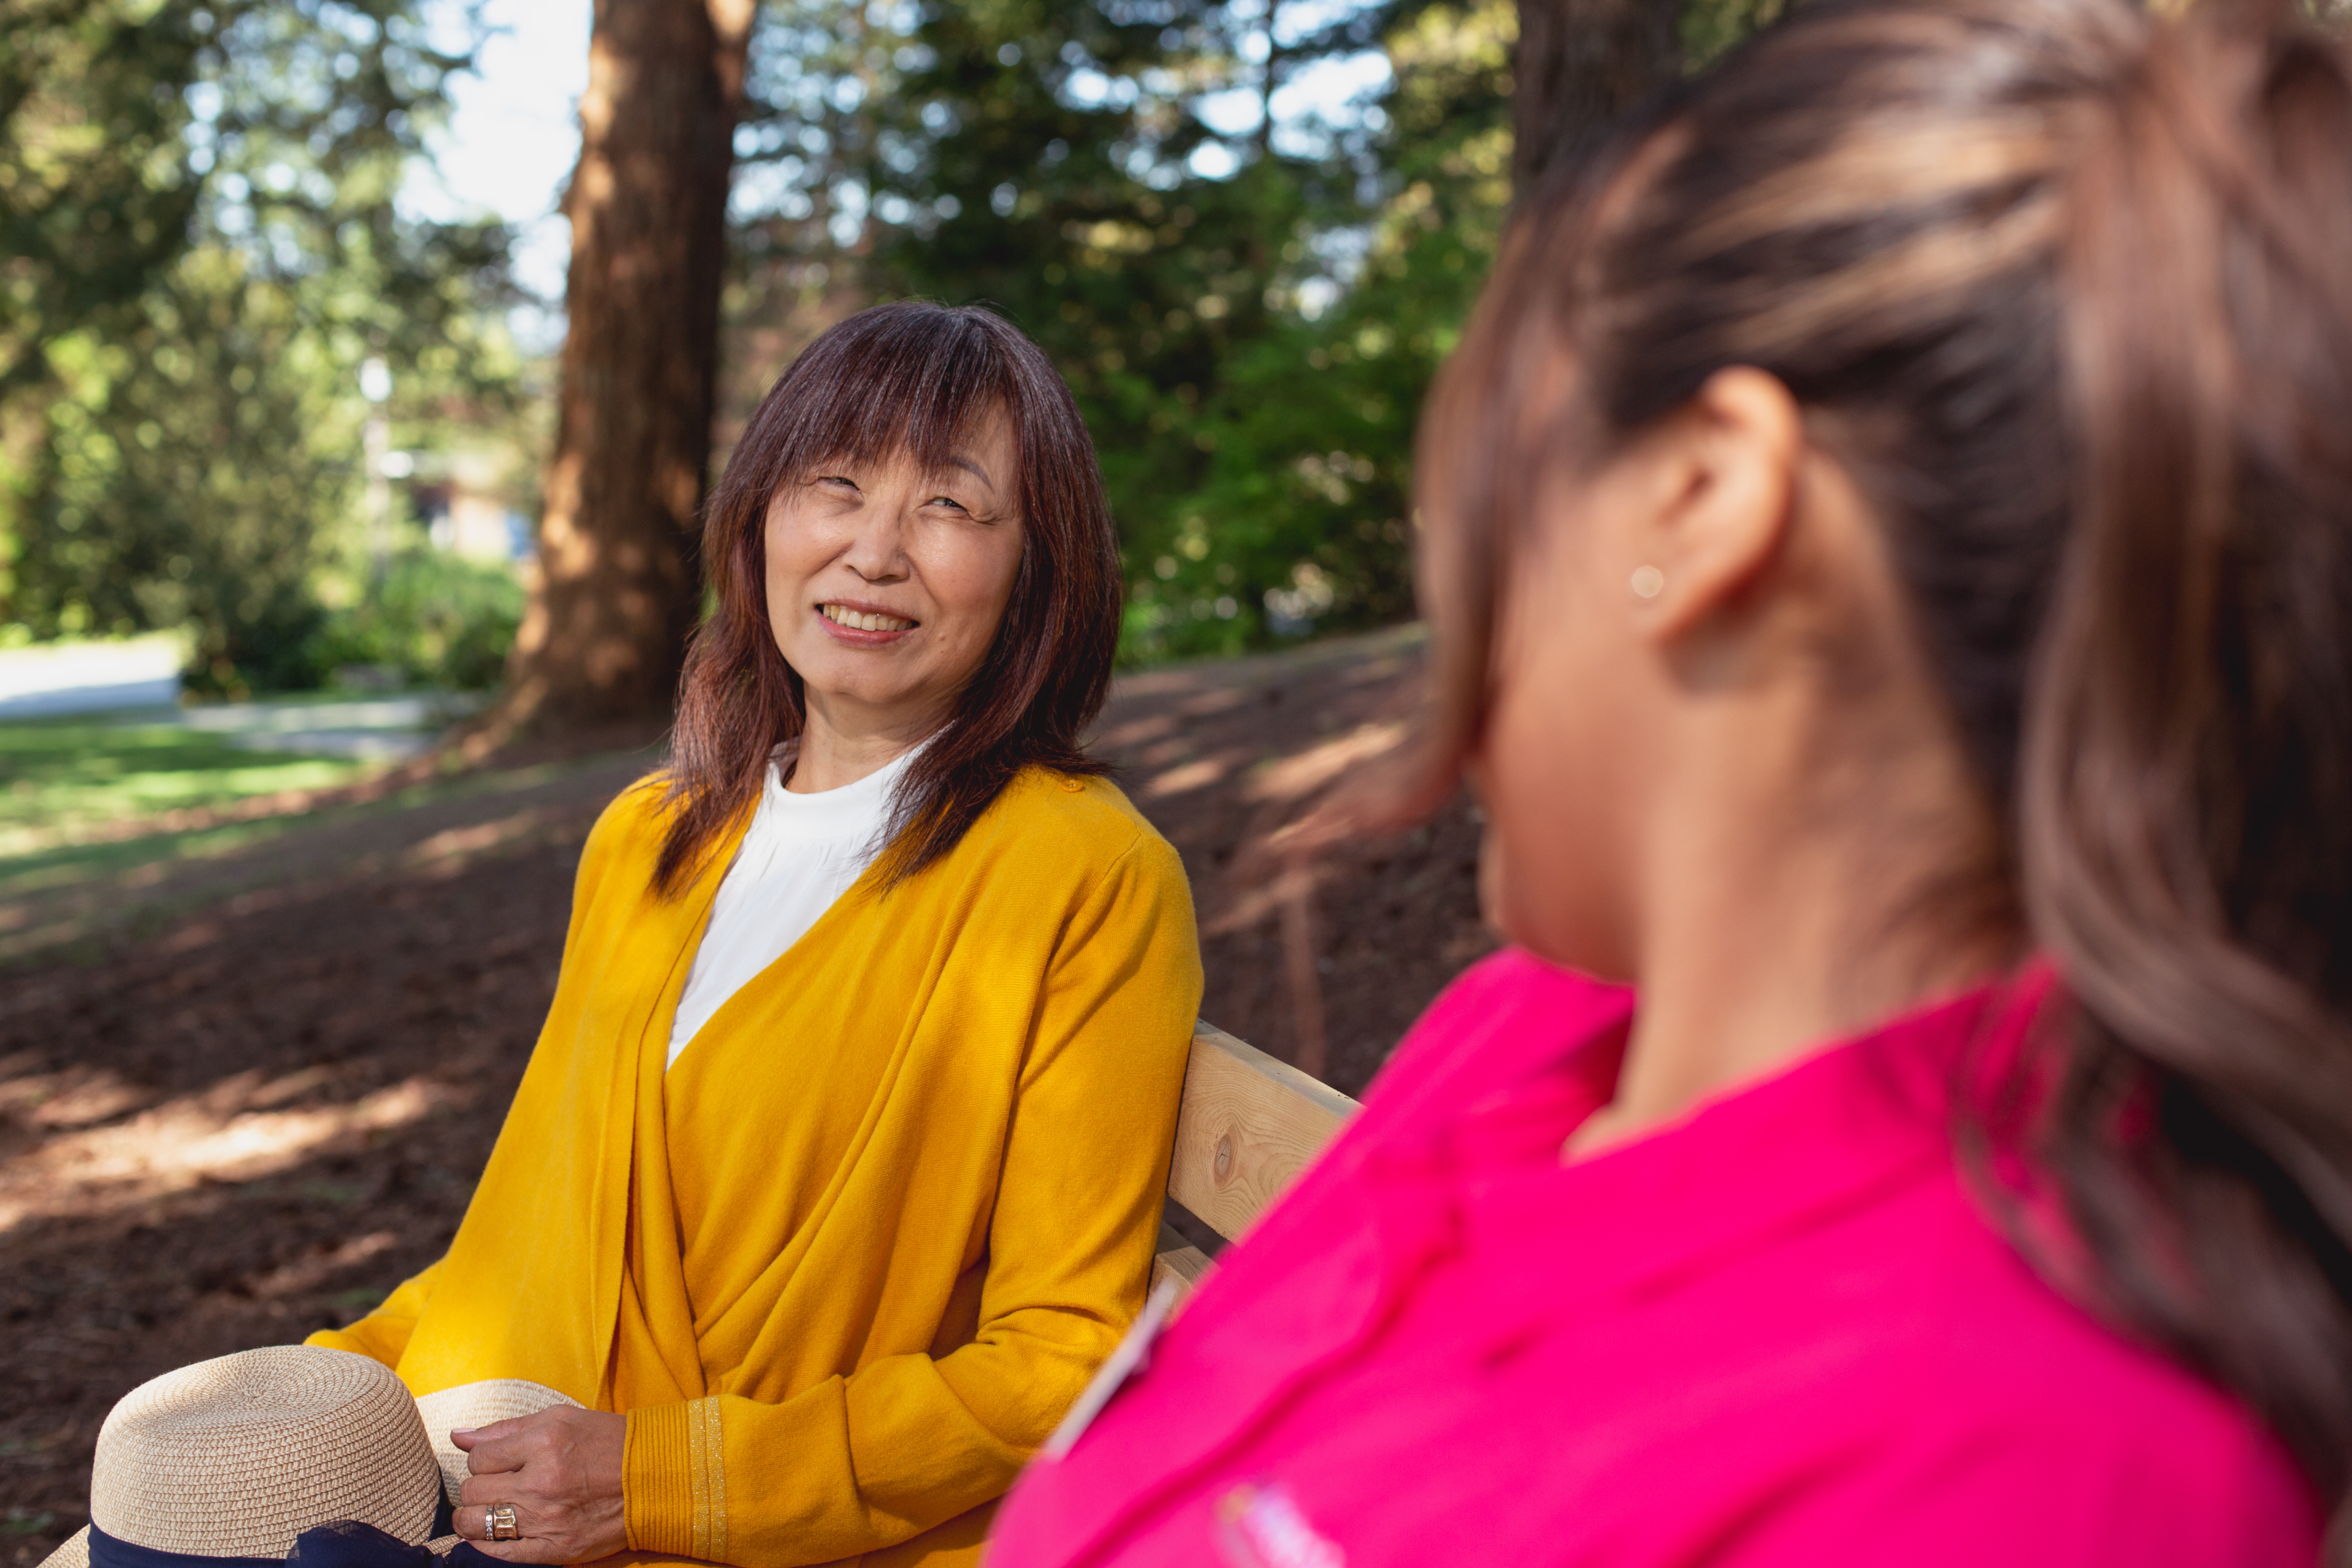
top-left (500, 0), bottom-right (757, 729)
top-left (1511, 0), bottom-right (1681, 197)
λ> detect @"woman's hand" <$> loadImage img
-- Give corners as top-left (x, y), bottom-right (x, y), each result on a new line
top-left (450, 1408), bottom-right (629, 1564)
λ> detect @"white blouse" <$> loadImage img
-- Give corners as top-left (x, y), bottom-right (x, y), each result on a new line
top-left (665, 746), bottom-right (918, 1068)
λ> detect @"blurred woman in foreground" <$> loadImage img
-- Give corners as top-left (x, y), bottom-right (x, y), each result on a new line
top-left (990, 0), bottom-right (2352, 1560)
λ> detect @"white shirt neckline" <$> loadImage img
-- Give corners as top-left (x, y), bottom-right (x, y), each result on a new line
top-left (664, 743), bottom-right (923, 1070)
top-left (760, 743), bottom-right (918, 849)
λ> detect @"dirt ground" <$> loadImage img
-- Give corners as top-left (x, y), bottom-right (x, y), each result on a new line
top-left (0, 629), bottom-right (1491, 1560)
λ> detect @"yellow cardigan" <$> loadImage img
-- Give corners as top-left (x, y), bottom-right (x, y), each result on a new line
top-left (308, 767), bottom-right (1201, 1568)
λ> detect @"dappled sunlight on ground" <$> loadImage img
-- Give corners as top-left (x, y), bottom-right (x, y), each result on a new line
top-left (0, 790), bottom-right (603, 1564)
top-left (0, 1074), bottom-right (458, 1230)
top-left (0, 757), bottom-right (646, 963)
top-left (1247, 720), bottom-right (1408, 804)
top-left (1142, 755), bottom-right (1234, 797)
top-left (1095, 626), bottom-right (1493, 1080)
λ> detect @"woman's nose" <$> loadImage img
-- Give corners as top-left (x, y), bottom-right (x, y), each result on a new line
top-left (840, 507), bottom-right (912, 579)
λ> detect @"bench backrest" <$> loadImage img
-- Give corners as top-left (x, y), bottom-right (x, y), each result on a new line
top-left (1151, 1021), bottom-right (1361, 1294)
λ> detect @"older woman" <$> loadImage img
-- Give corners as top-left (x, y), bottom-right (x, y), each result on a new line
top-left (311, 302), bottom-right (1202, 1568)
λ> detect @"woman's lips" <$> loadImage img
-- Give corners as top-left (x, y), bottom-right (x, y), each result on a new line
top-left (815, 601), bottom-right (917, 645)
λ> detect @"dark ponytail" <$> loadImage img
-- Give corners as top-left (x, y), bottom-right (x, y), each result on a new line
top-left (2023, 9), bottom-right (2352, 1504)
top-left (1409, 0), bottom-right (2352, 1537)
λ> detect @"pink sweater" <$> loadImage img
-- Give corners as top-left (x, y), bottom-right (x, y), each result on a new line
top-left (989, 950), bottom-right (2318, 1567)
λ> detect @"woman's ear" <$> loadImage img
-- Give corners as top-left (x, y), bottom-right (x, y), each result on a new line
top-left (1620, 366), bottom-right (1803, 641)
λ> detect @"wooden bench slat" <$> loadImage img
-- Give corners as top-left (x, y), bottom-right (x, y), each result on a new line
top-left (1150, 1245), bottom-right (1214, 1296)
top-left (1165, 1021), bottom-right (1358, 1244)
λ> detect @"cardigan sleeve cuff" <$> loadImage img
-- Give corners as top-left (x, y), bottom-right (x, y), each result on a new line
top-left (624, 1397), bottom-right (729, 1561)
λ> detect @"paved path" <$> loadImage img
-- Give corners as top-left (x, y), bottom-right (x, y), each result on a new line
top-left (178, 693), bottom-right (487, 760)
top-left (0, 639), bottom-right (483, 758)
top-left (0, 637), bottom-right (181, 720)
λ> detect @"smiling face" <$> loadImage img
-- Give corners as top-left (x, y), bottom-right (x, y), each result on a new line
top-left (762, 409), bottom-right (1026, 743)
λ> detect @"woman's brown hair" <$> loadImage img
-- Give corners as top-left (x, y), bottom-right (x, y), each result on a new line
top-left (1414, 0), bottom-right (2352, 1538)
top-left (656, 300), bottom-right (1120, 894)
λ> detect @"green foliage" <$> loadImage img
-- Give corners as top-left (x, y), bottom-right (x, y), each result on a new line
top-left (25, 254), bottom-right (357, 695)
top-left (855, 1), bottom-right (1355, 542)
top-left (1, 0), bottom-right (211, 399)
top-left (0, 0), bottom-right (523, 693)
top-left (735, 0), bottom-right (1514, 661)
top-left (1130, 0), bottom-right (1510, 658)
top-left (308, 548), bottom-right (524, 692)
top-left (0, 0), bottom-right (485, 395)
top-left (1681, 0), bottom-right (1789, 70)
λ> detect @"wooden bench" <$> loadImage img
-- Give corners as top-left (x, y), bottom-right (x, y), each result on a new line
top-left (1151, 1021), bottom-right (1362, 1296)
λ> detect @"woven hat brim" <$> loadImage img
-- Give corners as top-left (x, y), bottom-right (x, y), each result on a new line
top-left (425, 1535), bottom-right (462, 1556)
top-left (38, 1526), bottom-right (89, 1568)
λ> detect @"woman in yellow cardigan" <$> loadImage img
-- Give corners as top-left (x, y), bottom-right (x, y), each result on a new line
top-left (309, 302), bottom-right (1202, 1568)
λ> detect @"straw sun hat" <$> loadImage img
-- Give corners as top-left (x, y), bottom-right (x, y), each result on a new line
top-left (39, 1347), bottom-right (579, 1568)
top-left (413, 1381), bottom-right (582, 1518)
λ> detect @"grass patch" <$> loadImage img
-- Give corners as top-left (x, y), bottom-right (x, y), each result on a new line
top-left (0, 753), bottom-right (592, 905)
top-left (0, 712), bottom-right (369, 857)
top-left (0, 738), bottom-right (638, 968)
top-left (0, 696), bottom-right (651, 968)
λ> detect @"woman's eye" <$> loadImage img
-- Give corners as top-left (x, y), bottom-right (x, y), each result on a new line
top-left (927, 494), bottom-right (968, 513)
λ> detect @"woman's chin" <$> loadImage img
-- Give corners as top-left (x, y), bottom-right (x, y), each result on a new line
top-left (794, 667), bottom-right (943, 722)
top-left (788, 637), bottom-right (907, 682)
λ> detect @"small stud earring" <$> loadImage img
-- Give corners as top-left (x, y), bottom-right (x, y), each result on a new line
top-left (1630, 565), bottom-right (1666, 600)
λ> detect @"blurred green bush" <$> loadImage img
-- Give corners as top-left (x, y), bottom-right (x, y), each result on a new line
top-left (163, 550), bottom-right (524, 700)
top-left (0, 0), bottom-right (525, 698)
top-left (303, 552), bottom-right (525, 695)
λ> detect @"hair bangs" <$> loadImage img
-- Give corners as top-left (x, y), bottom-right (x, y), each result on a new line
top-left (764, 308), bottom-right (1018, 494)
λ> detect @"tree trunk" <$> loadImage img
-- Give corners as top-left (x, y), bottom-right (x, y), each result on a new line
top-left (498, 0), bottom-right (757, 731)
top-left (1511, 0), bottom-right (1681, 197)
